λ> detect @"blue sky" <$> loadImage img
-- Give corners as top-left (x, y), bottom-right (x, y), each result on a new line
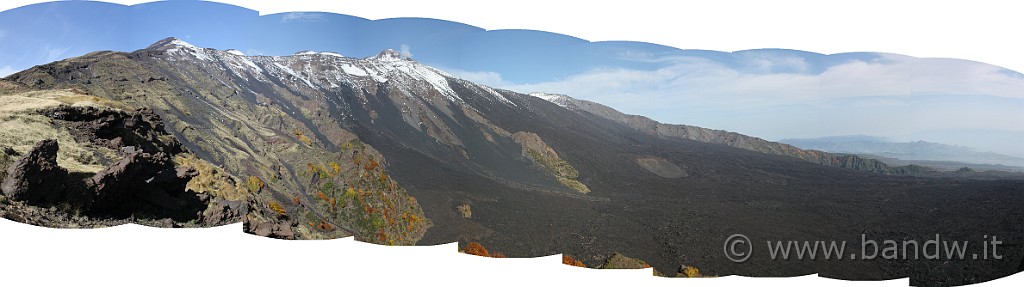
top-left (1, 0), bottom-right (1022, 156)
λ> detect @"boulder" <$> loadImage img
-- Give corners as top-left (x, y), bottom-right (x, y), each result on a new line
top-left (1, 139), bottom-right (68, 204)
top-left (246, 220), bottom-right (296, 240)
top-left (85, 151), bottom-right (172, 209)
top-left (201, 199), bottom-right (244, 224)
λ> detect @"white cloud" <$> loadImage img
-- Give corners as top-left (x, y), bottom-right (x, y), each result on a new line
top-left (736, 52), bottom-right (811, 73)
top-left (45, 45), bottom-right (72, 62)
top-left (476, 54), bottom-right (1024, 144)
top-left (439, 67), bottom-right (511, 88)
top-left (399, 44), bottom-right (413, 59)
top-left (280, 12), bottom-right (325, 23)
top-left (501, 54), bottom-right (1024, 105)
top-left (0, 65), bottom-right (16, 77)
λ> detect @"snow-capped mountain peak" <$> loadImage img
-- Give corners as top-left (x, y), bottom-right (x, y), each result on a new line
top-left (145, 37), bottom-right (217, 62)
top-left (372, 49), bottom-right (409, 62)
top-left (140, 39), bottom-right (523, 108)
top-left (146, 37), bottom-right (198, 50)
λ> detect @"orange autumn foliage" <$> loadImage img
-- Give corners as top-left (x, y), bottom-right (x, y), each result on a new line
top-left (318, 221), bottom-right (333, 231)
top-left (462, 242), bottom-right (490, 257)
top-left (363, 159), bottom-right (379, 171)
top-left (563, 255), bottom-right (586, 267)
top-left (460, 242), bottom-right (511, 259)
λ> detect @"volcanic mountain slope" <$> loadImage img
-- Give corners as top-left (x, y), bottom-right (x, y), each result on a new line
top-left (530, 93), bottom-right (948, 176)
top-left (3, 38), bottom-right (1023, 285)
top-left (2, 38), bottom-right (432, 243)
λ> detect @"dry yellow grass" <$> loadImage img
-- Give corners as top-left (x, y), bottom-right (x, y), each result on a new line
top-left (0, 95), bottom-right (63, 112)
top-left (0, 89), bottom-right (126, 112)
top-left (173, 154), bottom-right (250, 201)
top-left (0, 95), bottom-right (112, 173)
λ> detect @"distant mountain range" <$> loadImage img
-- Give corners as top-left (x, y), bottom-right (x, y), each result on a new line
top-left (1, 38), bottom-right (1021, 285)
top-left (780, 135), bottom-right (1024, 170)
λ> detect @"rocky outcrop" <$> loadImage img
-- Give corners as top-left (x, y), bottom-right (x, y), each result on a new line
top-left (0, 147), bottom-right (18, 182)
top-left (202, 199), bottom-right (244, 224)
top-left (85, 151), bottom-right (171, 208)
top-left (41, 105), bottom-right (183, 155)
top-left (1, 140), bottom-right (68, 204)
top-left (456, 203), bottom-right (472, 219)
top-left (513, 132), bottom-right (590, 193)
top-left (245, 220), bottom-right (297, 240)
top-left (0, 103), bottom-right (243, 225)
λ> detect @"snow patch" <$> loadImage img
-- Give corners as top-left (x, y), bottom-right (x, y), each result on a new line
top-left (340, 64), bottom-right (368, 77)
top-left (164, 40), bottom-right (213, 62)
top-left (478, 84), bottom-right (516, 106)
top-left (530, 93), bottom-right (570, 107)
top-left (225, 49), bottom-right (246, 56)
top-left (272, 62), bottom-right (315, 88)
top-left (168, 38), bottom-right (199, 50)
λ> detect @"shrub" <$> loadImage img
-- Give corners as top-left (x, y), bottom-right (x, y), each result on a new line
top-left (268, 201), bottom-right (286, 216)
top-left (294, 129), bottom-right (312, 146)
top-left (344, 187), bottom-right (357, 199)
top-left (462, 242), bottom-right (490, 257)
top-left (329, 162), bottom-right (341, 175)
top-left (680, 266), bottom-right (702, 278)
top-left (562, 255), bottom-right (586, 267)
top-left (363, 159), bottom-right (378, 171)
top-left (246, 176), bottom-right (264, 193)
